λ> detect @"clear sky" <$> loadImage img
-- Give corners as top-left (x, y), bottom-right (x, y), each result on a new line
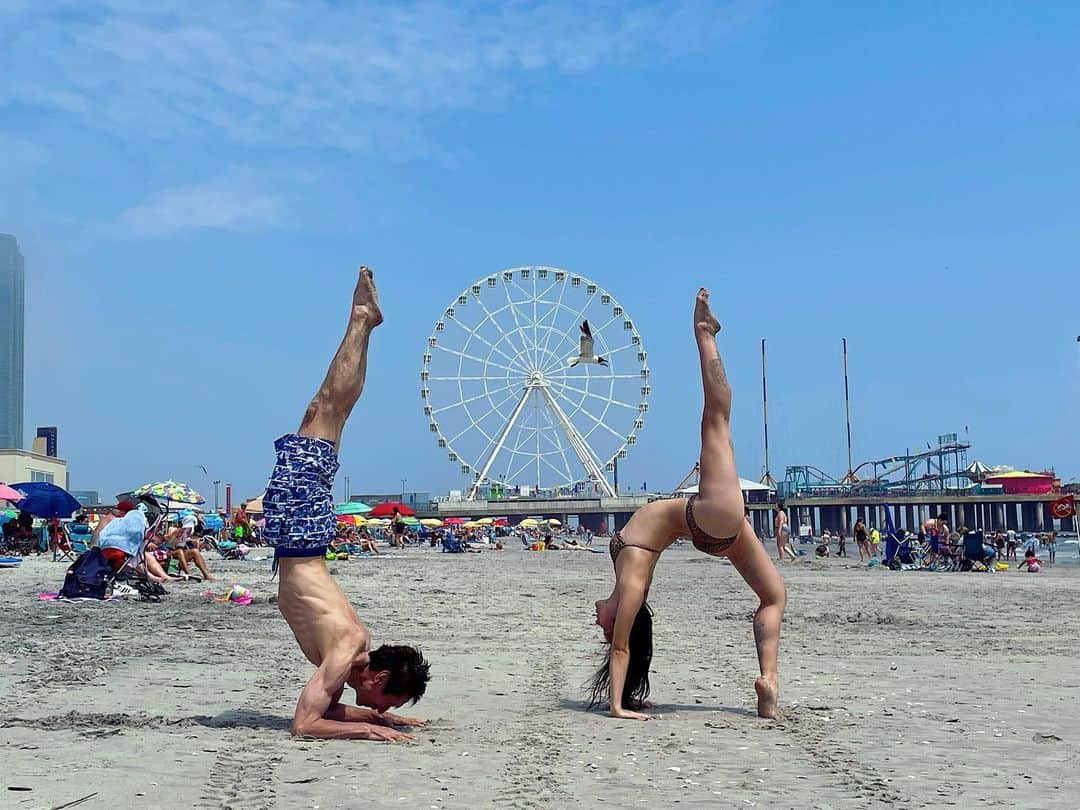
top-left (2, 1), bottom-right (1078, 504)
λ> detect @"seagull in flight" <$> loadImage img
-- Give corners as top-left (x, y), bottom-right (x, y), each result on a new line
top-left (569, 320), bottom-right (608, 367)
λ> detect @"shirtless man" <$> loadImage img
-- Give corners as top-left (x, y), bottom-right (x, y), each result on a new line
top-left (773, 502), bottom-right (797, 561)
top-left (265, 267), bottom-right (430, 741)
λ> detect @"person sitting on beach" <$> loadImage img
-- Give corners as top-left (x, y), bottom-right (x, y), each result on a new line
top-left (591, 289), bottom-right (786, 721)
top-left (96, 499), bottom-right (175, 583)
top-left (814, 540), bottom-right (830, 558)
top-left (264, 267), bottom-right (429, 741)
top-left (1018, 548), bottom-right (1044, 573)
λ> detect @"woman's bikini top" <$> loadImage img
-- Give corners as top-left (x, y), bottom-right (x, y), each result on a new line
top-left (608, 530), bottom-right (660, 567)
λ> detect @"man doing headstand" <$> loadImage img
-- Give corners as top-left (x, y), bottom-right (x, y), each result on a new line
top-left (264, 266), bottom-right (430, 741)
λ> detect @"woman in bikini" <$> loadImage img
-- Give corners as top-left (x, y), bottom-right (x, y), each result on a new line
top-left (590, 288), bottom-right (787, 720)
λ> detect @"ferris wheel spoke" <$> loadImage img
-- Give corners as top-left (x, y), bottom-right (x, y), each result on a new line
top-left (432, 345), bottom-right (523, 377)
top-left (550, 381), bottom-right (641, 408)
top-left (431, 379), bottom-right (520, 415)
top-left (500, 278), bottom-right (537, 370)
top-left (535, 274), bottom-right (574, 366)
top-left (468, 387), bottom-right (533, 498)
top-left (450, 386), bottom-right (524, 444)
top-left (470, 294), bottom-right (534, 373)
top-left (543, 411), bottom-right (576, 484)
top-left (538, 385), bottom-right (617, 496)
top-left (560, 398), bottom-right (628, 443)
top-left (447, 316), bottom-right (531, 374)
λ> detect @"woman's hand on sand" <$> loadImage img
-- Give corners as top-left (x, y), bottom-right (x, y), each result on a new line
top-left (610, 708), bottom-right (650, 721)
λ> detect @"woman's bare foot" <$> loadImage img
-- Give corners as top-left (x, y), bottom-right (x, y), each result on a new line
top-left (353, 266), bottom-right (384, 326)
top-left (755, 676), bottom-right (778, 719)
top-left (694, 287), bottom-right (721, 336)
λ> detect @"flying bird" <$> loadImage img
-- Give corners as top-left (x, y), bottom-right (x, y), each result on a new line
top-left (569, 320), bottom-right (608, 367)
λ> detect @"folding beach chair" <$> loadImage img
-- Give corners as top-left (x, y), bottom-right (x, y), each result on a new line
top-left (960, 531), bottom-right (993, 572)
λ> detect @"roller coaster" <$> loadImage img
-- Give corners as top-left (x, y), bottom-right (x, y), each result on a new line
top-left (779, 432), bottom-right (973, 499)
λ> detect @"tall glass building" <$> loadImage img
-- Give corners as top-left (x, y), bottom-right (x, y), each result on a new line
top-left (0, 234), bottom-right (25, 449)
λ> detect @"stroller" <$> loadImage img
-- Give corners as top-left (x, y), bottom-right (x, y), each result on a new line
top-left (884, 530), bottom-right (926, 570)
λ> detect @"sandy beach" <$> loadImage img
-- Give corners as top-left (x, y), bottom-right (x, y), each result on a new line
top-left (1, 545), bottom-right (1078, 809)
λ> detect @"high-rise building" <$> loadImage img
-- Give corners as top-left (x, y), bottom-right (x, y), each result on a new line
top-left (0, 234), bottom-right (25, 449)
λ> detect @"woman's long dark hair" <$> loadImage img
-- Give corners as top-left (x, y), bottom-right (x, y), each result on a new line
top-left (587, 601), bottom-right (654, 711)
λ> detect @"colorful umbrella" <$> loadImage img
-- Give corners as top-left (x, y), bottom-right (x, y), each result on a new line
top-left (337, 514), bottom-right (367, 526)
top-left (370, 502), bottom-right (415, 517)
top-left (547, 518), bottom-right (562, 526)
top-left (0, 483), bottom-right (25, 502)
top-left (8, 482), bottom-right (81, 519)
top-left (1, 508), bottom-right (17, 520)
top-left (133, 480), bottom-right (204, 505)
top-left (420, 518), bottom-right (444, 527)
top-left (443, 517), bottom-right (465, 525)
top-left (402, 516), bottom-right (420, 525)
top-left (335, 501), bottom-right (373, 515)
top-left (518, 518), bottom-right (540, 527)
top-left (463, 521), bottom-right (482, 529)
top-left (477, 517), bottom-right (494, 525)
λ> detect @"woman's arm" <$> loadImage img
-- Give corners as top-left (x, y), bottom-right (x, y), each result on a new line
top-left (609, 570), bottom-right (648, 720)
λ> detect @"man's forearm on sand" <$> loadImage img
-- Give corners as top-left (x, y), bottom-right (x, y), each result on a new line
top-left (325, 704), bottom-right (384, 724)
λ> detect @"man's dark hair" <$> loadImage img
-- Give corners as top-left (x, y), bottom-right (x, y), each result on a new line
top-left (368, 645), bottom-right (431, 703)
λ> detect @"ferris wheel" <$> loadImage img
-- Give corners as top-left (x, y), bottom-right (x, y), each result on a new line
top-left (421, 266), bottom-right (650, 500)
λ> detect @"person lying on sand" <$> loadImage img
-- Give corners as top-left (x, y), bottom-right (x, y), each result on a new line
top-left (265, 267), bottom-right (430, 741)
top-left (591, 289), bottom-right (787, 721)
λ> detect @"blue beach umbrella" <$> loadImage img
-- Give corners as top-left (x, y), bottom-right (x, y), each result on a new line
top-left (10, 482), bottom-right (81, 519)
top-left (334, 501), bottom-right (372, 515)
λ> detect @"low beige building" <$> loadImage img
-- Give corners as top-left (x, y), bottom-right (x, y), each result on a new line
top-left (0, 449), bottom-right (68, 489)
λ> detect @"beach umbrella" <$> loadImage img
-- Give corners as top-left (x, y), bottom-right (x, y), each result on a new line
top-left (9, 482), bottom-right (81, 519)
top-left (0, 483), bottom-right (25, 502)
top-left (518, 518), bottom-right (540, 527)
top-left (547, 518), bottom-right (562, 526)
top-left (370, 501), bottom-right (416, 517)
top-left (477, 517), bottom-right (494, 525)
top-left (335, 501), bottom-right (372, 515)
top-left (464, 521), bottom-right (482, 529)
top-left (337, 514), bottom-right (367, 526)
top-left (421, 518), bottom-right (443, 527)
top-left (1, 507), bottom-right (17, 520)
top-left (494, 518), bottom-right (508, 526)
top-left (443, 517), bottom-right (465, 525)
top-left (402, 516), bottom-right (420, 526)
top-left (243, 495), bottom-right (264, 514)
top-left (133, 480), bottom-right (204, 505)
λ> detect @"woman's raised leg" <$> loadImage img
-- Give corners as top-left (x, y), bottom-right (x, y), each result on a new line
top-left (689, 288), bottom-right (745, 538)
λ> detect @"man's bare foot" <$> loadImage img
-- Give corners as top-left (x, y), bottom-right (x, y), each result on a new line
top-left (694, 287), bottom-right (721, 336)
top-left (352, 266), bottom-right (384, 326)
top-left (755, 676), bottom-right (778, 719)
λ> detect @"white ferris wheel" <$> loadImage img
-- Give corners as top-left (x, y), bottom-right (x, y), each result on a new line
top-left (421, 266), bottom-right (650, 500)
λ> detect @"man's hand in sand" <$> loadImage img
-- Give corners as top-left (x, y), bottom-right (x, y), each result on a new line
top-left (380, 712), bottom-right (426, 727)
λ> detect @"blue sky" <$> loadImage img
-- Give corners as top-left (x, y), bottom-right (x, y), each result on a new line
top-left (2, 1), bottom-right (1078, 504)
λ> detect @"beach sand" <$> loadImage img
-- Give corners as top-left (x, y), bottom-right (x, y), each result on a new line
top-left (1, 545), bottom-right (1078, 809)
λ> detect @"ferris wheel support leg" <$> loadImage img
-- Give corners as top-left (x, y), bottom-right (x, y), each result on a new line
top-left (468, 387), bottom-right (532, 501)
top-left (539, 385), bottom-right (617, 498)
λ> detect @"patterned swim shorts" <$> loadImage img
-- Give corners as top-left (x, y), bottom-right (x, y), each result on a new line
top-left (263, 434), bottom-right (340, 558)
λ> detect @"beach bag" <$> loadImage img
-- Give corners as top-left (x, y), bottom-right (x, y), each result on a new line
top-left (59, 548), bottom-right (111, 600)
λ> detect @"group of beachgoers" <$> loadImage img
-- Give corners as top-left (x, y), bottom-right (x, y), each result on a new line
top-left (257, 269), bottom-right (785, 741)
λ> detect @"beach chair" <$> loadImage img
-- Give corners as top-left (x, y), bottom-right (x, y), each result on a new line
top-left (960, 531), bottom-right (993, 572)
top-left (441, 534), bottom-right (464, 553)
top-left (110, 495), bottom-right (170, 599)
top-left (69, 522), bottom-right (94, 555)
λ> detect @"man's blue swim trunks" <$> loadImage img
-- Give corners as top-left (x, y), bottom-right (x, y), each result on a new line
top-left (264, 434), bottom-right (340, 559)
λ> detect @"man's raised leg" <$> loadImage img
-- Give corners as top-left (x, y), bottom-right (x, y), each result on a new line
top-left (297, 266), bottom-right (383, 447)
